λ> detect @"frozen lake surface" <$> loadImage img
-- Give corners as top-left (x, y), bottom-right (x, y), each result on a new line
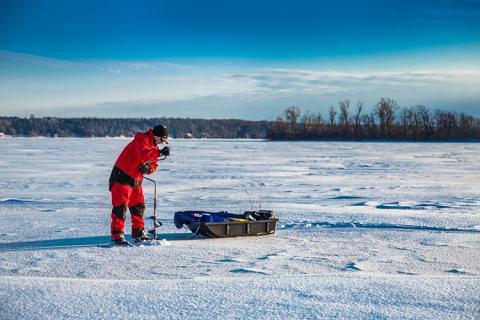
top-left (0, 138), bottom-right (479, 319)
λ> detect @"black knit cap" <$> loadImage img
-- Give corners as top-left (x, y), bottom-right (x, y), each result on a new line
top-left (153, 124), bottom-right (168, 143)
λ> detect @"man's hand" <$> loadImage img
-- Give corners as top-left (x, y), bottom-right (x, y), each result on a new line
top-left (159, 146), bottom-right (170, 157)
top-left (139, 163), bottom-right (152, 175)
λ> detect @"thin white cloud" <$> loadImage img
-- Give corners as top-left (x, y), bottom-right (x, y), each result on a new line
top-left (1, 50), bottom-right (479, 118)
top-left (0, 50), bottom-right (85, 70)
top-left (86, 60), bottom-right (192, 74)
top-left (224, 68), bottom-right (480, 98)
top-left (0, 50), bottom-right (191, 74)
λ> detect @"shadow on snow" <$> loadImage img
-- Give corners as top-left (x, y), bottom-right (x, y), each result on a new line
top-left (0, 233), bottom-right (194, 251)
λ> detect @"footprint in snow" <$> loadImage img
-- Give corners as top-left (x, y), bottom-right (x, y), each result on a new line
top-left (351, 201), bottom-right (368, 206)
top-left (216, 258), bottom-right (242, 263)
top-left (343, 262), bottom-right (362, 271)
top-left (257, 252), bottom-right (284, 261)
top-left (329, 195), bottom-right (364, 200)
top-left (447, 268), bottom-right (466, 275)
top-left (230, 268), bottom-right (270, 275)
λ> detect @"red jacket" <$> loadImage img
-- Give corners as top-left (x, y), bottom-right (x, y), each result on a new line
top-left (114, 129), bottom-right (159, 184)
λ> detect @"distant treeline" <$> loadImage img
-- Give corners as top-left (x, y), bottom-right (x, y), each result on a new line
top-left (268, 98), bottom-right (480, 141)
top-left (1, 99), bottom-right (479, 141)
top-left (0, 117), bottom-right (269, 138)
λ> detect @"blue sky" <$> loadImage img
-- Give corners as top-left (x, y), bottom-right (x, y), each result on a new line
top-left (1, 0), bottom-right (479, 119)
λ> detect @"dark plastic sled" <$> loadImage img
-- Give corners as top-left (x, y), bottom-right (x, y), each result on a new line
top-left (188, 218), bottom-right (279, 238)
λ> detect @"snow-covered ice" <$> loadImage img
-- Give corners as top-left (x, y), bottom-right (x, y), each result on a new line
top-left (0, 138), bottom-right (479, 319)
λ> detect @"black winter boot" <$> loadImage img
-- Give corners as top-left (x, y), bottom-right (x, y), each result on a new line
top-left (112, 237), bottom-right (130, 245)
top-left (132, 228), bottom-right (150, 242)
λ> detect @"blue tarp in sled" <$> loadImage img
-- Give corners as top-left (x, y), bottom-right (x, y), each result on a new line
top-left (174, 210), bottom-right (278, 238)
top-left (174, 211), bottom-right (245, 228)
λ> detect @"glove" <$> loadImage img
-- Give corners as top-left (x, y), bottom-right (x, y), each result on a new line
top-left (138, 163), bottom-right (151, 175)
top-left (159, 146), bottom-right (170, 157)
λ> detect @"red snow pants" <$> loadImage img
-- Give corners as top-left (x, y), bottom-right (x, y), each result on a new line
top-left (110, 182), bottom-right (145, 240)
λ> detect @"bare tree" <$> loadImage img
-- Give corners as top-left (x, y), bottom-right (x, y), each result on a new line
top-left (401, 107), bottom-right (414, 139)
top-left (458, 112), bottom-right (475, 138)
top-left (375, 97), bottom-right (399, 138)
top-left (434, 110), bottom-right (457, 139)
top-left (362, 112), bottom-right (377, 138)
top-left (353, 101), bottom-right (364, 138)
top-left (300, 111), bottom-right (314, 138)
top-left (301, 111), bottom-right (324, 138)
top-left (402, 107), bottom-right (423, 139)
top-left (338, 100), bottom-right (350, 137)
top-left (328, 105), bottom-right (337, 129)
top-left (312, 112), bottom-right (323, 136)
top-left (284, 106), bottom-right (300, 134)
top-left (269, 116), bottom-right (288, 139)
top-left (416, 105), bottom-right (432, 139)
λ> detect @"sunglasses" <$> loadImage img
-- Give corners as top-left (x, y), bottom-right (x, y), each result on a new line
top-left (159, 136), bottom-right (169, 144)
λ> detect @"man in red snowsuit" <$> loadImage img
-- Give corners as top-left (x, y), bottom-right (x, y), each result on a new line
top-left (109, 125), bottom-right (170, 244)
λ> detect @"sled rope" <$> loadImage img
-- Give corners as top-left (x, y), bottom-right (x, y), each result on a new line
top-left (184, 224), bottom-right (201, 239)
